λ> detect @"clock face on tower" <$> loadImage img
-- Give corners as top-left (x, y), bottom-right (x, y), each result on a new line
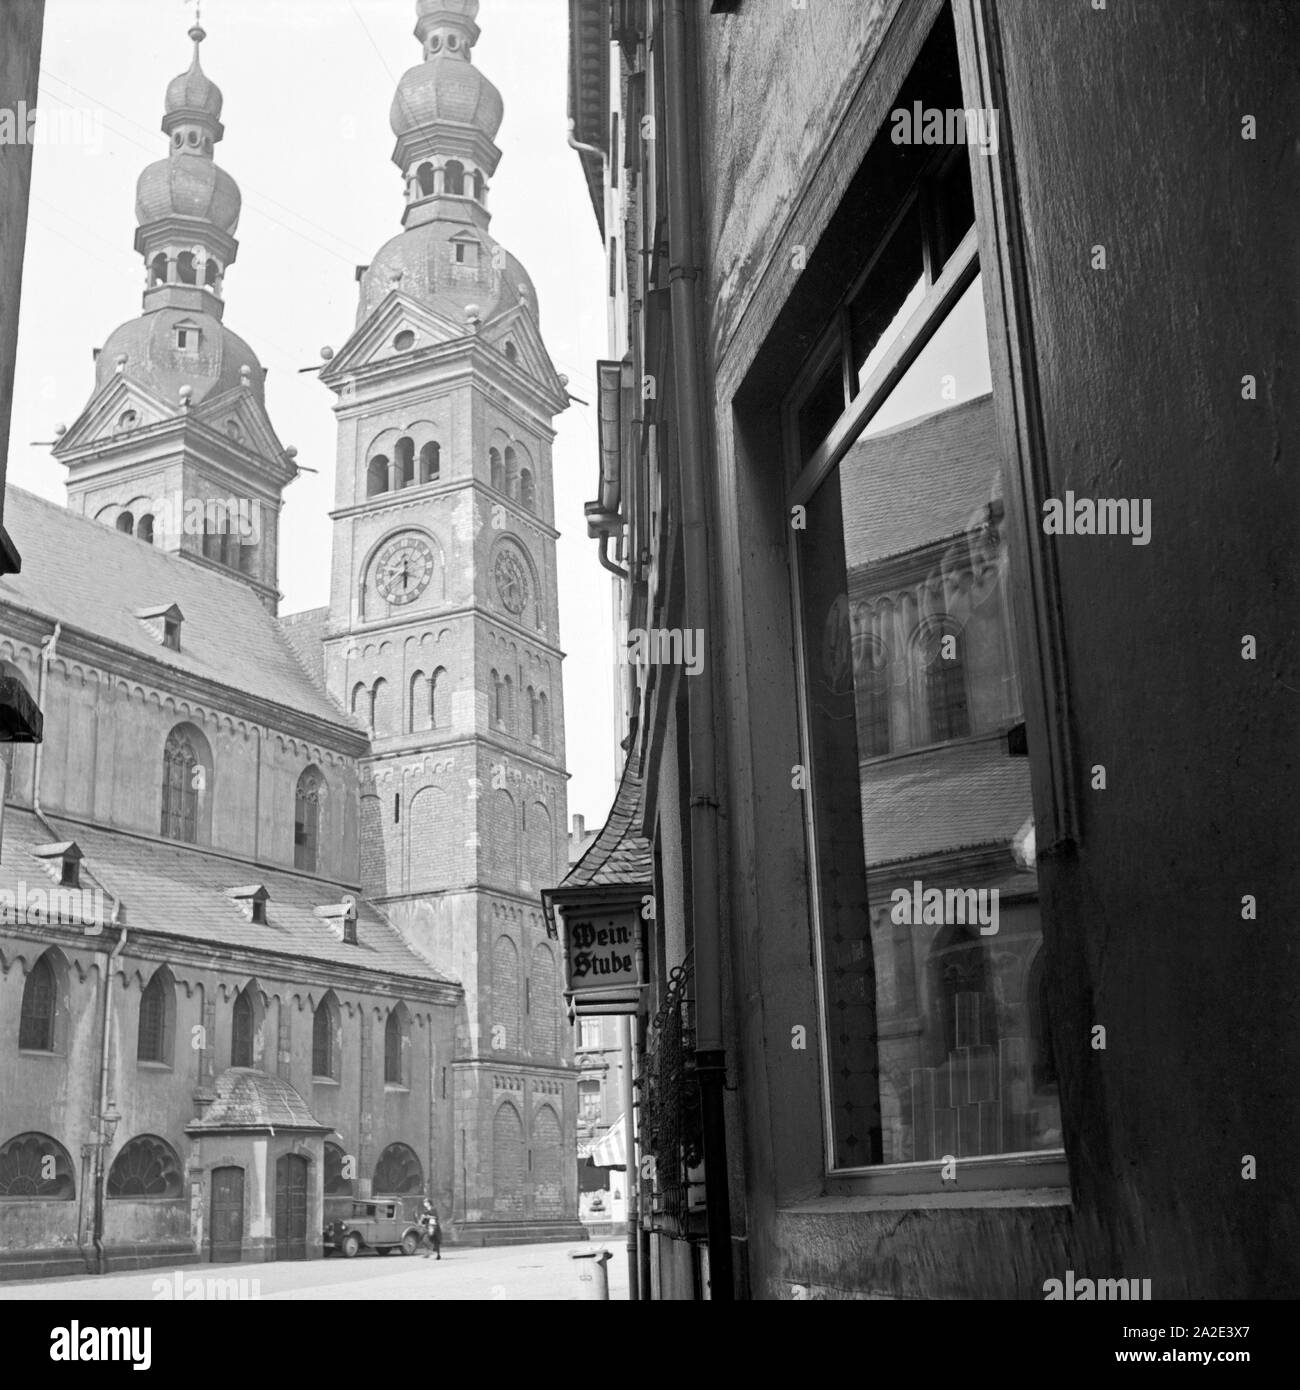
top-left (374, 535), bottom-right (435, 605)
top-left (494, 549), bottom-right (528, 614)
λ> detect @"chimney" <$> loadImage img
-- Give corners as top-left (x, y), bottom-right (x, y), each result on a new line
top-left (572, 813), bottom-right (585, 839)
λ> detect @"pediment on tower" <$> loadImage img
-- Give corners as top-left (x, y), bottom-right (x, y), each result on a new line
top-left (191, 383), bottom-right (288, 462)
top-left (320, 292), bottom-right (470, 386)
top-left (481, 304), bottom-right (566, 399)
top-left (52, 376), bottom-right (175, 459)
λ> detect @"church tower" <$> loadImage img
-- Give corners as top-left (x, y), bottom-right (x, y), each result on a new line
top-left (52, 23), bottom-right (298, 612)
top-left (320, 0), bottom-right (578, 1235)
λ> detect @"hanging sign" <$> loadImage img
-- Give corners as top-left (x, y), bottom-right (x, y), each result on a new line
top-left (559, 904), bottom-right (644, 1014)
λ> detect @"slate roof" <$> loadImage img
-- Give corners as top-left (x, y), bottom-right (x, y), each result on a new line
top-left (861, 736), bottom-right (1032, 867)
top-left (278, 606), bottom-right (330, 689)
top-left (841, 394), bottom-right (1001, 568)
top-left (186, 1068), bottom-right (328, 1133)
top-left (0, 488), bottom-right (345, 728)
top-left (543, 756), bottom-right (651, 932)
top-left (0, 807), bottom-right (452, 986)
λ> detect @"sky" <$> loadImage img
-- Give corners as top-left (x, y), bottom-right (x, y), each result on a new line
top-left (7, 0), bottom-right (617, 833)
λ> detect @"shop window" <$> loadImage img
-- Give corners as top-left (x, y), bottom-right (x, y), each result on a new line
top-left (782, 8), bottom-right (1061, 1180)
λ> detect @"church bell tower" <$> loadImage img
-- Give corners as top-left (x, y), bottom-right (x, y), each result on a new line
top-left (320, 0), bottom-right (579, 1236)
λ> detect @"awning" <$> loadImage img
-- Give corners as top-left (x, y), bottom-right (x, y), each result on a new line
top-left (589, 1114), bottom-right (628, 1169)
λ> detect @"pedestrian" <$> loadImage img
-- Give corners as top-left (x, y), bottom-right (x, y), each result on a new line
top-left (419, 1200), bottom-right (442, 1259)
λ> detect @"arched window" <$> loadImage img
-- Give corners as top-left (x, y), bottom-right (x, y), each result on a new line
top-left (373, 1142), bottom-right (422, 1195)
top-left (324, 1141), bottom-right (353, 1195)
top-left (528, 686), bottom-right (538, 739)
top-left (519, 469), bottom-right (535, 511)
top-left (177, 252), bottom-right (197, 285)
top-left (136, 513), bottom-right (155, 545)
top-left (417, 162), bottom-right (435, 197)
top-left (503, 675), bottom-right (514, 730)
top-left (19, 953), bottom-right (56, 1052)
top-left (0, 1133), bottom-right (75, 1199)
top-left (150, 253), bottom-right (168, 287)
top-left (294, 766), bottom-right (324, 873)
top-left (370, 678), bottom-right (393, 736)
top-left (419, 441), bottom-right (440, 484)
top-left (107, 1135), bottom-right (183, 1198)
top-left (367, 455), bottom-right (390, 498)
top-left (922, 624), bottom-right (970, 743)
top-left (137, 967), bottom-right (174, 1065)
top-left (384, 1008), bottom-right (403, 1084)
top-left (204, 258), bottom-right (219, 287)
top-left (504, 446), bottom-right (518, 498)
top-left (116, 512), bottom-right (134, 536)
top-left (161, 727), bottom-right (202, 843)
top-left (443, 160), bottom-right (464, 196)
top-left (231, 988), bottom-right (256, 1068)
top-left (431, 666), bottom-right (449, 728)
top-left (350, 682), bottom-right (367, 718)
top-left (537, 692), bottom-right (549, 747)
top-left (313, 992), bottom-right (340, 1080)
top-left (395, 437), bottom-right (415, 489)
top-left (410, 671), bottom-right (431, 734)
top-left (491, 670), bottom-right (504, 729)
top-left (472, 169), bottom-right (486, 202)
top-left (855, 630), bottom-right (891, 757)
top-left (489, 447), bottom-right (504, 491)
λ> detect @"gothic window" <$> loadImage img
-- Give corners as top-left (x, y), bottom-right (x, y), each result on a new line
top-left (19, 953), bottom-right (56, 1052)
top-left (922, 623), bottom-right (970, 744)
top-left (419, 441), bottom-right (440, 484)
top-left (137, 514), bottom-right (155, 545)
top-left (313, 992), bottom-right (340, 1080)
top-left (519, 468), bottom-right (535, 511)
top-left (294, 766), bottom-right (324, 872)
top-left (137, 967), bottom-right (174, 1066)
top-left (489, 447), bottom-right (504, 491)
top-left (395, 437), bottom-right (415, 489)
top-left (160, 727), bottom-right (203, 843)
top-left (106, 1135), bottom-right (183, 1198)
top-left (231, 988), bottom-right (255, 1068)
top-left (383, 1005), bottom-right (408, 1086)
top-left (117, 512), bottom-right (134, 535)
top-left (0, 1133), bottom-right (75, 1199)
top-left (417, 162), bottom-right (435, 197)
top-left (373, 1142), bottom-right (422, 1195)
top-left (367, 455), bottom-right (390, 498)
top-left (443, 160), bottom-right (465, 196)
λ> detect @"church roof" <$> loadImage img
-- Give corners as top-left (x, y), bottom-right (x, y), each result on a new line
top-left (94, 308), bottom-right (264, 408)
top-left (0, 806), bottom-right (453, 986)
top-left (278, 606), bottom-right (330, 688)
top-left (0, 488), bottom-right (345, 729)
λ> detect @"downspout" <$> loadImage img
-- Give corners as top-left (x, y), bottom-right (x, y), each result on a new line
top-left (93, 907), bottom-right (128, 1275)
top-left (598, 534), bottom-right (629, 580)
top-left (662, 0), bottom-right (733, 1299)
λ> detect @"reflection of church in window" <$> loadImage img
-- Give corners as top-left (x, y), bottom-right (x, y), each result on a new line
top-left (842, 394), bottom-right (1061, 1161)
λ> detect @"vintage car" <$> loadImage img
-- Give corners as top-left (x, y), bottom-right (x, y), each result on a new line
top-left (324, 1196), bottom-right (425, 1258)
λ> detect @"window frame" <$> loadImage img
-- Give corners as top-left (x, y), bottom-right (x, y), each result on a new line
top-left (781, 169), bottom-right (1066, 1193)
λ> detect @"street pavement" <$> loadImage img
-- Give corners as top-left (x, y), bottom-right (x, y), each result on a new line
top-left (0, 1240), bottom-right (630, 1301)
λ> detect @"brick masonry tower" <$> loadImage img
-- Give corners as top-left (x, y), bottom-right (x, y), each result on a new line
top-left (320, 0), bottom-right (579, 1237)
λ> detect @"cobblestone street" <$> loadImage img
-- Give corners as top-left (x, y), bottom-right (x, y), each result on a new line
top-left (0, 1242), bottom-right (629, 1302)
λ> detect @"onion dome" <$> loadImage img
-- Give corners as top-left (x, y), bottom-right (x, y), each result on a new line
top-left (136, 154), bottom-right (241, 234)
top-left (95, 309), bottom-right (265, 407)
top-left (164, 24), bottom-right (224, 130)
top-left (390, 57), bottom-right (502, 143)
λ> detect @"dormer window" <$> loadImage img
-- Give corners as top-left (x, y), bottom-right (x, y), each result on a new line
top-left (174, 321), bottom-right (200, 351)
top-left (452, 238), bottom-right (478, 266)
top-left (227, 885), bottom-right (271, 925)
top-left (314, 897), bottom-right (358, 946)
top-left (33, 842), bottom-right (83, 890)
top-left (136, 603), bottom-right (184, 652)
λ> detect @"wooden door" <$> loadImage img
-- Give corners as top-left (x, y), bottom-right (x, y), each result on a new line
top-left (209, 1166), bottom-right (244, 1264)
top-left (274, 1154), bottom-right (308, 1261)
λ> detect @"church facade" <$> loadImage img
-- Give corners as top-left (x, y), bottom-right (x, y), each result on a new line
top-left (0, 0), bottom-right (578, 1279)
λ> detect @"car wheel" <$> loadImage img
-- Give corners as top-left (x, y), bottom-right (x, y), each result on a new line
top-left (400, 1232), bottom-right (419, 1257)
top-left (341, 1232), bottom-right (361, 1259)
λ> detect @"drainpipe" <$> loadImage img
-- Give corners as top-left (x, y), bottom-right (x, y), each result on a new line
top-left (661, 0), bottom-right (733, 1299)
top-left (620, 1014), bottom-right (639, 1299)
top-left (93, 906), bottom-right (127, 1275)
